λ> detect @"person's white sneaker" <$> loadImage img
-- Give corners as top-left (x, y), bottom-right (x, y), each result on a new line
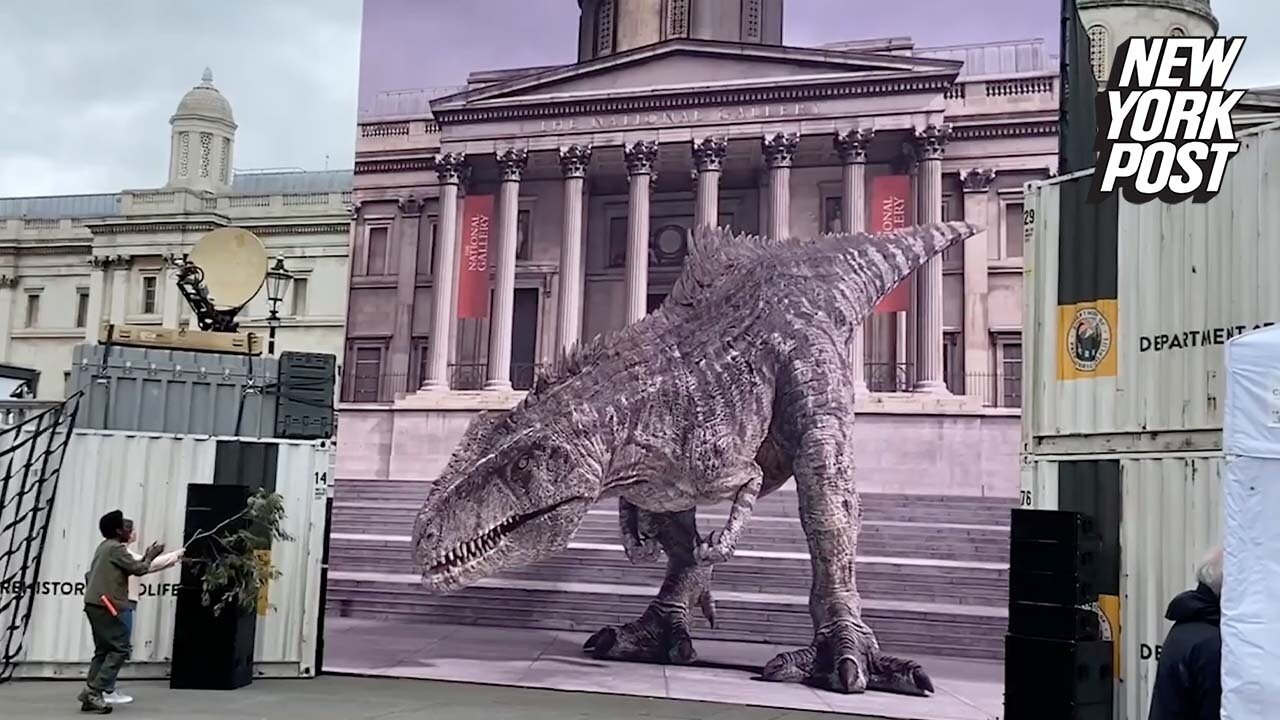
top-left (103, 691), bottom-right (133, 704)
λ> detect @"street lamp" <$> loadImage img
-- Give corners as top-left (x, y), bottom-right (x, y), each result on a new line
top-left (264, 255), bottom-right (293, 355)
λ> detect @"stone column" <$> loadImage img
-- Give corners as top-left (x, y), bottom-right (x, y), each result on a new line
top-left (557, 144), bottom-right (591, 353)
top-left (692, 136), bottom-right (727, 233)
top-left (623, 140), bottom-right (658, 324)
top-left (391, 196), bottom-right (423, 392)
top-left (108, 255), bottom-right (131, 325)
top-left (897, 148), bottom-right (918, 387)
top-left (85, 256), bottom-right (108, 342)
top-left (835, 128), bottom-right (874, 396)
top-left (421, 151), bottom-right (467, 391)
top-left (161, 255), bottom-right (182, 328)
top-left (0, 275), bottom-right (15, 361)
top-left (961, 168), bottom-right (996, 399)
top-left (762, 132), bottom-right (799, 240)
top-left (485, 148), bottom-right (528, 391)
top-left (912, 124), bottom-right (952, 394)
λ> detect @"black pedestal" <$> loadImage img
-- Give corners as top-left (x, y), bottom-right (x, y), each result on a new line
top-left (170, 484), bottom-right (257, 690)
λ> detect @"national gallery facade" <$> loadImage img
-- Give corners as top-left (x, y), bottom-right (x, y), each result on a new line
top-left (344, 3), bottom-right (1058, 415)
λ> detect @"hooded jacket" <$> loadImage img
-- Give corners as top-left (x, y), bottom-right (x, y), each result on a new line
top-left (1148, 583), bottom-right (1221, 720)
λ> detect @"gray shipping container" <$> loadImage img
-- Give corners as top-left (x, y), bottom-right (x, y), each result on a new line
top-left (67, 344), bottom-right (278, 437)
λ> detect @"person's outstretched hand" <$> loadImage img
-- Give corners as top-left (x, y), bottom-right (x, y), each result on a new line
top-left (144, 541), bottom-right (165, 561)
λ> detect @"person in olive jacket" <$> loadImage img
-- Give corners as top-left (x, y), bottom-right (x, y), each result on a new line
top-left (1148, 547), bottom-right (1223, 720)
top-left (76, 510), bottom-right (164, 714)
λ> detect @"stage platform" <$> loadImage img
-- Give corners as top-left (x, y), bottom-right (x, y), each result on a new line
top-left (323, 617), bottom-right (1004, 720)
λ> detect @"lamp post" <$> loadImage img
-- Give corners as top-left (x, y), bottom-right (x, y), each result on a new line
top-left (264, 256), bottom-right (293, 356)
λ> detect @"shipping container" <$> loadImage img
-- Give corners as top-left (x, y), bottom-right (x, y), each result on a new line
top-left (1020, 453), bottom-right (1223, 720)
top-left (1022, 122), bottom-right (1280, 453)
top-left (6, 430), bottom-right (335, 680)
top-left (67, 344), bottom-right (279, 437)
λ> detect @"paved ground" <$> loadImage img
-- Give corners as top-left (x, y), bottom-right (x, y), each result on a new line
top-left (321, 617), bottom-right (1003, 720)
top-left (1, 676), bottom-right (866, 720)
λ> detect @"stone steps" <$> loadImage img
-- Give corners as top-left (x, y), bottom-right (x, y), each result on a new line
top-left (326, 477), bottom-right (1015, 663)
top-left (334, 481), bottom-right (1016, 524)
top-left (328, 537), bottom-right (1008, 606)
top-left (331, 496), bottom-right (1015, 529)
top-left (331, 511), bottom-right (1011, 562)
top-left (325, 573), bottom-right (1008, 662)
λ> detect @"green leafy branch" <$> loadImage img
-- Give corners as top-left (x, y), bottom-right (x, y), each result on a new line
top-left (182, 489), bottom-right (294, 617)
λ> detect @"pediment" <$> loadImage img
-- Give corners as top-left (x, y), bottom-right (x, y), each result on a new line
top-left (432, 40), bottom-right (961, 111)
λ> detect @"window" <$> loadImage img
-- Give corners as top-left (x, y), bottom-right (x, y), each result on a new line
top-left (941, 197), bottom-right (962, 263)
top-left (349, 346), bottom-right (384, 403)
top-left (1004, 201), bottom-right (1025, 259)
top-left (291, 277), bottom-right (308, 317)
top-left (365, 225), bottom-right (390, 276)
top-left (141, 275), bottom-right (158, 315)
top-left (516, 209), bottom-right (532, 261)
top-left (595, 0), bottom-right (615, 55)
top-left (75, 289), bottom-right (90, 328)
top-left (943, 331), bottom-right (964, 394)
top-left (996, 338), bottom-right (1023, 408)
top-left (1088, 25), bottom-right (1109, 82)
top-left (24, 293), bottom-right (40, 328)
top-left (414, 339), bottom-right (432, 389)
top-left (417, 217), bottom-right (438, 276)
top-left (823, 197), bottom-right (843, 234)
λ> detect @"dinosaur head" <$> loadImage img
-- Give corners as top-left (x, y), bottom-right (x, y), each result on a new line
top-left (412, 410), bottom-right (597, 592)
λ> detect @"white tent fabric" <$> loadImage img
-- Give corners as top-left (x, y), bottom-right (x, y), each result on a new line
top-left (1222, 324), bottom-right (1280, 720)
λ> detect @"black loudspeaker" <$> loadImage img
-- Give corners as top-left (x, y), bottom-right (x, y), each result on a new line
top-left (1009, 509), bottom-right (1101, 606)
top-left (274, 352), bottom-right (336, 440)
top-left (1009, 602), bottom-right (1101, 641)
top-left (170, 484), bottom-right (257, 690)
top-left (1004, 636), bottom-right (1113, 719)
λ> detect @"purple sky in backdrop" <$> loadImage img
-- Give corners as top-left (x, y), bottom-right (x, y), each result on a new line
top-left (357, 0), bottom-right (1060, 112)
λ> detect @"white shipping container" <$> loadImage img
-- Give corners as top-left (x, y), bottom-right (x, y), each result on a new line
top-left (1023, 122), bottom-right (1280, 450)
top-left (1022, 453), bottom-right (1223, 720)
top-left (6, 430), bottom-right (335, 680)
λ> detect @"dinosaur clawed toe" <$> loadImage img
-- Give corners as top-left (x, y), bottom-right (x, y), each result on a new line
top-left (759, 626), bottom-right (933, 696)
top-left (582, 604), bottom-right (698, 664)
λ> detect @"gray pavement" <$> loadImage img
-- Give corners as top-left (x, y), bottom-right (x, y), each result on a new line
top-left (321, 617), bottom-right (1003, 719)
top-left (3, 675), bottom-right (878, 719)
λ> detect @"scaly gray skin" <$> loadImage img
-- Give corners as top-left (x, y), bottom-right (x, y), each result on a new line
top-left (413, 220), bottom-right (979, 695)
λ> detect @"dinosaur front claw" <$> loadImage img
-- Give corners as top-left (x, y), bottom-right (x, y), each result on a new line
top-left (693, 529), bottom-right (736, 565)
top-left (622, 531), bottom-right (662, 564)
top-left (759, 625), bottom-right (933, 696)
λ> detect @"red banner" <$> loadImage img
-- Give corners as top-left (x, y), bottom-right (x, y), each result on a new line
top-left (457, 194), bottom-right (494, 319)
top-left (870, 175), bottom-right (912, 313)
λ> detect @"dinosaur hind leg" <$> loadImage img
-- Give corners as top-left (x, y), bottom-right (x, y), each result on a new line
top-left (759, 377), bottom-right (933, 696)
top-left (583, 507), bottom-right (714, 664)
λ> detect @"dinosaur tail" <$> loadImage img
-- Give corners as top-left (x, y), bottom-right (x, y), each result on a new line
top-left (829, 220), bottom-right (981, 316)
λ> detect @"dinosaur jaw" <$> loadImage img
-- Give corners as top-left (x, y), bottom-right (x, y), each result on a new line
top-left (419, 496), bottom-right (591, 592)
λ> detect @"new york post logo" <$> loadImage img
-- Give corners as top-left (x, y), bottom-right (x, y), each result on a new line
top-left (1090, 37), bottom-right (1248, 204)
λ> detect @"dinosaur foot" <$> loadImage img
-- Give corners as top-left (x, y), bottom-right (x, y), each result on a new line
top-left (759, 626), bottom-right (933, 696)
top-left (582, 601), bottom-right (704, 665)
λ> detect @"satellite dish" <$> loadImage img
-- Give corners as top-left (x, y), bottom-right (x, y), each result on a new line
top-left (188, 227), bottom-right (268, 310)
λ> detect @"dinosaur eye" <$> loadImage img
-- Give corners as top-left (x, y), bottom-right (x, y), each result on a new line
top-left (515, 456), bottom-right (530, 471)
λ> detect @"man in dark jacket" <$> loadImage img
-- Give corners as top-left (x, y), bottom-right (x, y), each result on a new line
top-left (76, 510), bottom-right (163, 714)
top-left (1148, 547), bottom-right (1222, 720)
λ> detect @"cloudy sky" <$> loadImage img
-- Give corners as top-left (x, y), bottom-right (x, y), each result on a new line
top-left (0, 0), bottom-right (361, 197)
top-left (2, 1), bottom-right (1274, 199)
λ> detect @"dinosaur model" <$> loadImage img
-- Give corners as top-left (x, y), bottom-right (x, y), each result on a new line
top-left (412, 220), bottom-right (979, 695)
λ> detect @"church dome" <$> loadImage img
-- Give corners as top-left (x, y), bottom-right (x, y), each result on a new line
top-left (171, 68), bottom-right (235, 126)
